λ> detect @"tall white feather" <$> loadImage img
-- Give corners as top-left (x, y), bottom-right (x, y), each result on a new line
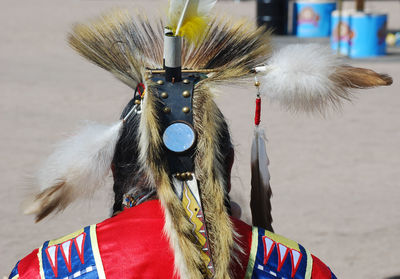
top-left (175, 0), bottom-right (190, 35)
top-left (24, 121), bottom-right (123, 221)
top-left (257, 44), bottom-right (349, 113)
top-left (168, 0), bottom-right (217, 30)
top-left (250, 126), bottom-right (273, 231)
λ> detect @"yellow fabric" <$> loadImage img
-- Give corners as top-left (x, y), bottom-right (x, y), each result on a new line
top-left (181, 182), bottom-right (212, 276)
top-left (90, 224), bottom-right (106, 279)
top-left (305, 248), bottom-right (313, 279)
top-left (244, 227), bottom-right (259, 279)
top-left (48, 228), bottom-right (84, 246)
top-left (37, 245), bottom-right (45, 279)
top-left (263, 229), bottom-right (301, 251)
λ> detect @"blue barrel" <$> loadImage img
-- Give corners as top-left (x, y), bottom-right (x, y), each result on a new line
top-left (293, 0), bottom-right (336, 37)
top-left (330, 10), bottom-right (352, 56)
top-left (331, 11), bottom-right (387, 58)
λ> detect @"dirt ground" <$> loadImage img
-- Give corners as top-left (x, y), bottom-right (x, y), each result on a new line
top-left (1, 1), bottom-right (399, 278)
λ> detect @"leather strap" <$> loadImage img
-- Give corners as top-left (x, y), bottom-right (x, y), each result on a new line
top-left (151, 74), bottom-right (200, 173)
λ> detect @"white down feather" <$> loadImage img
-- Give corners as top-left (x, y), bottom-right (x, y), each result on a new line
top-left (258, 44), bottom-right (349, 113)
top-left (25, 121), bottom-right (123, 217)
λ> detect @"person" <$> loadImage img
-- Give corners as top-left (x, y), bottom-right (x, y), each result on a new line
top-left (9, 95), bottom-right (337, 278)
top-left (9, 3), bottom-right (391, 279)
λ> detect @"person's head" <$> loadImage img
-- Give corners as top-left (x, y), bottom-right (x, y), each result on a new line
top-left (111, 93), bottom-right (235, 215)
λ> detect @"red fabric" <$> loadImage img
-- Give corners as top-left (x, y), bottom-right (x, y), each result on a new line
top-left (13, 201), bottom-right (253, 279)
top-left (12, 200), bottom-right (337, 279)
top-left (230, 218), bottom-right (252, 279)
top-left (17, 248), bottom-right (41, 279)
top-left (96, 200), bottom-right (179, 279)
top-left (97, 201), bottom-right (251, 279)
top-left (311, 255), bottom-right (332, 279)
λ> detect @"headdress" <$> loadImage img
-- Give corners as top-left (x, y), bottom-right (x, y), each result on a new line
top-left (24, 1), bottom-right (392, 278)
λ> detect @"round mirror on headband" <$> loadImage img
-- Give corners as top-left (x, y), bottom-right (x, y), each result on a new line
top-left (163, 122), bottom-right (196, 153)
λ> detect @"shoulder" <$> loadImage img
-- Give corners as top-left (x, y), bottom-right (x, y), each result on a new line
top-left (244, 227), bottom-right (337, 279)
top-left (9, 200), bottom-right (174, 279)
top-left (9, 224), bottom-right (105, 279)
top-left (230, 219), bottom-right (337, 279)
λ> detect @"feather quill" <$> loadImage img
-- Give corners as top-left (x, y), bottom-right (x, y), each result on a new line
top-left (168, 0), bottom-right (217, 42)
top-left (24, 121), bottom-right (123, 222)
top-left (250, 126), bottom-right (273, 231)
top-left (257, 44), bottom-right (392, 113)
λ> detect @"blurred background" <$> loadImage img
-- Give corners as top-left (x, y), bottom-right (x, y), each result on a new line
top-left (0, 0), bottom-right (399, 278)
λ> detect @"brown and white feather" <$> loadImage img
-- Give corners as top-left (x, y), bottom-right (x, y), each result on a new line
top-left (258, 44), bottom-right (392, 114)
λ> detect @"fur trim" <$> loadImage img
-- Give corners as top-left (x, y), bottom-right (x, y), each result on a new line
top-left (193, 84), bottom-right (235, 279)
top-left (139, 83), bottom-right (239, 278)
top-left (139, 83), bottom-right (206, 278)
top-left (259, 44), bottom-right (392, 113)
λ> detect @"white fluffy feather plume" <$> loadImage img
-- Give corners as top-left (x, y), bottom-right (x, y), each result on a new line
top-left (24, 121), bottom-right (123, 221)
top-left (258, 44), bottom-right (345, 112)
top-left (257, 44), bottom-right (392, 113)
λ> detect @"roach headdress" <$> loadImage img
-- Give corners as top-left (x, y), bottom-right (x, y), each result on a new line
top-left (25, 1), bottom-right (392, 278)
